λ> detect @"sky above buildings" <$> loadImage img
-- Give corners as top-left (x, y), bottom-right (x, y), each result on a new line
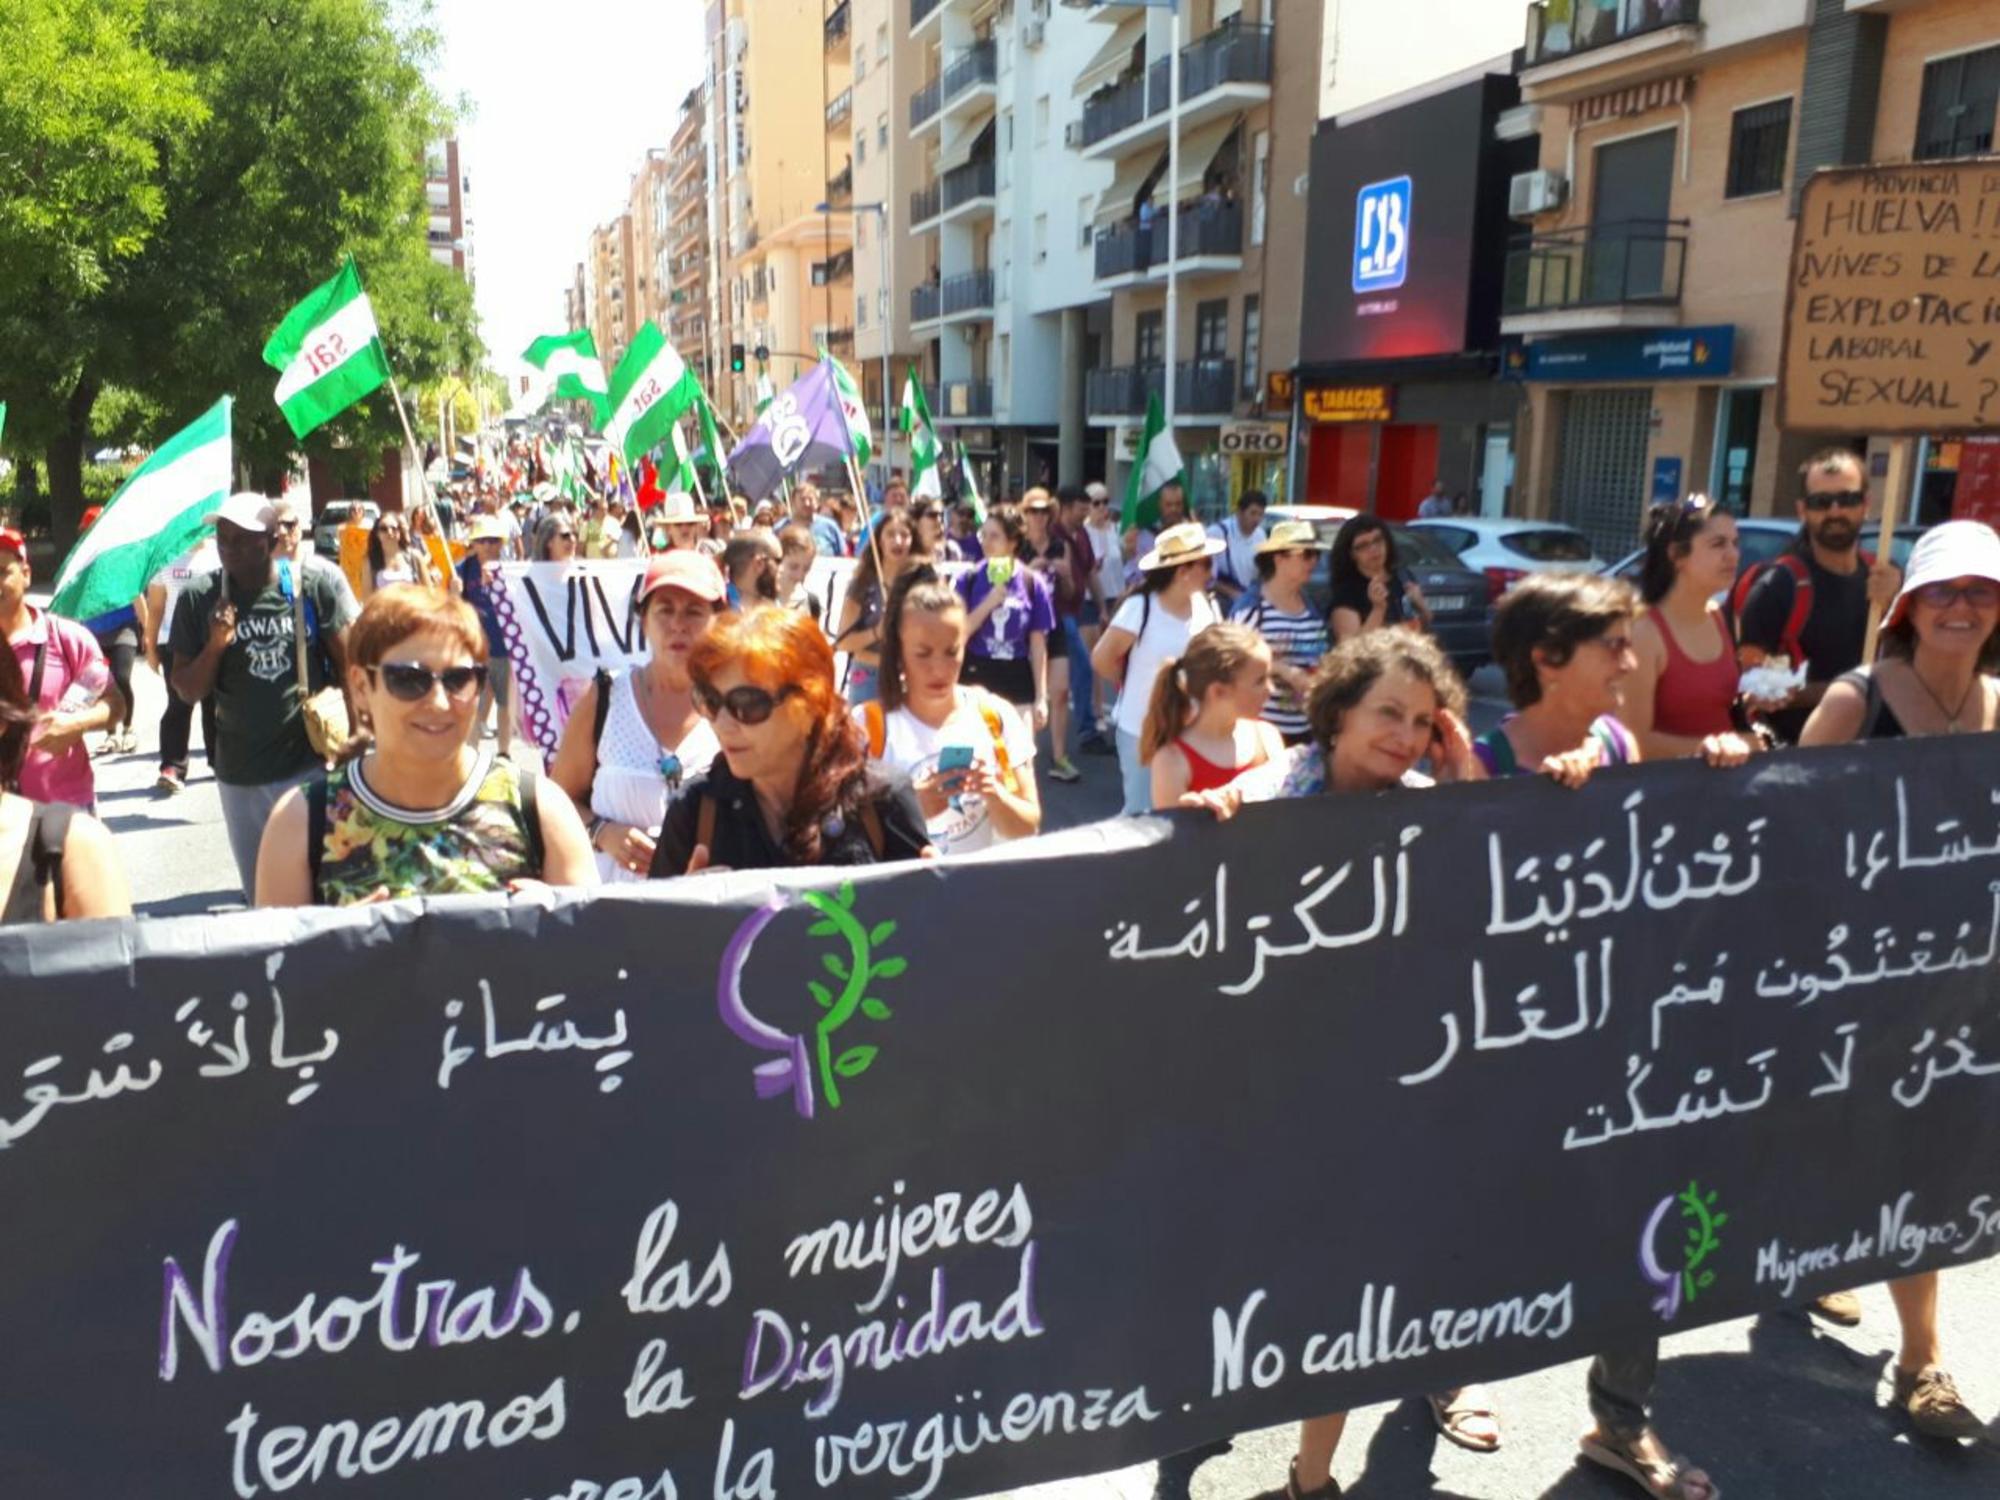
top-left (431, 0), bottom-right (704, 383)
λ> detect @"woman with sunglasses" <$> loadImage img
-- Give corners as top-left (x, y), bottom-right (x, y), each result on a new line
top-left (1793, 520), bottom-right (1998, 1446)
top-left (1233, 520), bottom-right (1330, 745)
top-left (254, 585), bottom-right (595, 906)
top-left (1626, 497), bottom-right (1760, 767)
top-left (552, 554), bottom-right (725, 882)
top-left (834, 508), bottom-right (925, 705)
top-left (1091, 522), bottom-right (1224, 815)
top-left (648, 606), bottom-right (932, 877)
top-left (911, 501), bottom-right (961, 563)
top-left (1328, 513), bottom-right (1429, 644)
top-left (363, 512), bottom-right (438, 599)
top-left (532, 513), bottom-right (579, 563)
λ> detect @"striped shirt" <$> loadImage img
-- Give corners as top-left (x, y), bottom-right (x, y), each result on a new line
top-left (1233, 593), bottom-right (1329, 739)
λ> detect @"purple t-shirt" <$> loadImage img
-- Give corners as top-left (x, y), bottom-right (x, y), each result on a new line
top-left (956, 561), bottom-right (1055, 662)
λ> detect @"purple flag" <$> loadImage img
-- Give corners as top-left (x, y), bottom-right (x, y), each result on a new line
top-left (725, 362), bottom-right (853, 501)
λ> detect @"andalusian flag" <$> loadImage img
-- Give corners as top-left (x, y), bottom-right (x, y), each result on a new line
top-left (754, 370), bottom-right (776, 415)
top-left (696, 393), bottom-right (725, 484)
top-left (1121, 391), bottom-right (1183, 532)
top-left (822, 351), bottom-right (872, 470)
top-left (956, 441), bottom-right (986, 524)
top-left (899, 372), bottom-right (942, 499)
top-left (48, 399), bottom-right (232, 622)
top-left (666, 418), bottom-right (696, 495)
top-left (604, 321), bottom-right (700, 466)
top-left (263, 259), bottom-right (393, 440)
top-left (523, 329), bottom-right (610, 418)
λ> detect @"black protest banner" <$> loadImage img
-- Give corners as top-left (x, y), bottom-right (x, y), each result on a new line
top-left (2, 738), bottom-right (1998, 1500)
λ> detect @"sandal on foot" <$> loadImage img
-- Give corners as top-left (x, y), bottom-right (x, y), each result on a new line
top-left (1809, 1289), bottom-right (1862, 1326)
top-left (1580, 1430), bottom-right (1718, 1500)
top-left (1282, 1457), bottom-right (1341, 1500)
top-left (1428, 1386), bottom-right (1501, 1452)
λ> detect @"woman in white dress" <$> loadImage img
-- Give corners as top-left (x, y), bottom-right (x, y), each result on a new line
top-left (550, 551), bottom-right (727, 882)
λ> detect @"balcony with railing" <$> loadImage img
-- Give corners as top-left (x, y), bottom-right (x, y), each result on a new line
top-left (942, 40), bottom-right (997, 108)
top-left (911, 0), bottom-right (942, 29)
top-left (825, 0), bottom-right (849, 50)
top-left (1094, 200), bottom-right (1243, 283)
top-left (1500, 219), bottom-right (1688, 333)
top-left (914, 157), bottom-right (996, 228)
top-left (910, 180), bottom-right (942, 227)
top-left (911, 269), bottom-right (996, 324)
top-left (827, 162), bottom-right (853, 209)
top-left (824, 325), bottom-right (856, 355)
top-left (927, 380), bottom-right (994, 421)
top-left (909, 75), bottom-right (942, 131)
top-left (826, 87), bottom-right (853, 130)
top-left (1086, 360), bottom-right (1237, 419)
top-left (1078, 23), bottom-right (1273, 155)
top-left (817, 248), bottom-right (855, 285)
top-left (1523, 0), bottom-right (1700, 70)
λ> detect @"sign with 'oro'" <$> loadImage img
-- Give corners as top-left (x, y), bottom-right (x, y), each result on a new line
top-left (1779, 159), bottom-right (2000, 435)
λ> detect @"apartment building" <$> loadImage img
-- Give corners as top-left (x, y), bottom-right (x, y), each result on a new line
top-left (667, 87), bottom-right (715, 380)
top-left (628, 149), bottom-right (671, 341)
top-left (1074, 0), bottom-right (1315, 514)
top-left (706, 0), bottom-right (858, 430)
top-left (425, 138), bottom-right (473, 282)
top-left (588, 216), bottom-right (632, 366)
top-left (1505, 0), bottom-right (2000, 555)
top-left (564, 261), bottom-right (588, 336)
top-left (1291, 0), bottom-right (1530, 518)
top-left (846, 0), bottom-right (926, 445)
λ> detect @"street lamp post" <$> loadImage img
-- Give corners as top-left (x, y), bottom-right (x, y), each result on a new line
top-left (816, 198), bottom-right (892, 481)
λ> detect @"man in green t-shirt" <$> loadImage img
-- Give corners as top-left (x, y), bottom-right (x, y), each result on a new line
top-left (170, 492), bottom-right (356, 898)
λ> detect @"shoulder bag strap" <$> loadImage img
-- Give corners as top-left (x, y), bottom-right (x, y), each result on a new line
top-left (26, 637), bottom-right (48, 708)
top-left (31, 801), bottom-right (74, 918)
top-left (518, 766), bottom-right (545, 876)
top-left (283, 562), bottom-right (312, 700)
top-left (692, 792), bottom-right (716, 873)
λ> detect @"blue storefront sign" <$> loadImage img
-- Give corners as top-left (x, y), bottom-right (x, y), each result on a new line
top-left (1651, 456), bottom-right (1684, 504)
top-left (1352, 176), bottom-right (1412, 294)
top-left (1506, 325), bottom-right (1736, 382)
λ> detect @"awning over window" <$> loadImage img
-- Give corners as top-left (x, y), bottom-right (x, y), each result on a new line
top-left (1073, 11), bottom-right (1145, 100)
top-left (1165, 117), bottom-right (1240, 204)
top-left (1093, 147), bottom-right (1167, 227)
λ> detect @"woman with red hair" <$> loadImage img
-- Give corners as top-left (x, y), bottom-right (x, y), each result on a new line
top-left (648, 605), bottom-right (932, 875)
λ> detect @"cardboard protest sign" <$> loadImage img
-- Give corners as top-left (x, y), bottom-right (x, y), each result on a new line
top-left (2, 738), bottom-right (1997, 1497)
top-left (1780, 159), bottom-right (2000, 434)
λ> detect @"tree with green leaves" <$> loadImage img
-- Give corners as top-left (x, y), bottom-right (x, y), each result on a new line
top-left (0, 0), bottom-right (481, 548)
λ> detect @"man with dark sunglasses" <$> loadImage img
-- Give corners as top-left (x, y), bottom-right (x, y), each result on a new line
top-left (1734, 448), bottom-right (1901, 745)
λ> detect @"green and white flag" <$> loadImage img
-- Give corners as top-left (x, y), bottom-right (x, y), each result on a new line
top-left (666, 417), bottom-right (697, 496)
top-left (822, 350), bottom-right (872, 470)
top-left (604, 321), bottom-right (700, 467)
top-left (523, 330), bottom-right (610, 419)
top-left (48, 398), bottom-right (232, 622)
top-left (898, 372), bottom-right (942, 500)
top-left (262, 259), bottom-right (393, 440)
top-left (696, 393), bottom-right (725, 483)
top-left (754, 370), bottom-right (776, 416)
top-left (0, 400), bottom-right (7, 450)
top-left (956, 441), bottom-right (986, 524)
top-left (1121, 390), bottom-right (1184, 532)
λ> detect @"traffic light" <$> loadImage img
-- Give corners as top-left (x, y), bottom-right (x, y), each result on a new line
top-left (729, 343), bottom-right (745, 374)
top-left (754, 343), bottom-right (769, 365)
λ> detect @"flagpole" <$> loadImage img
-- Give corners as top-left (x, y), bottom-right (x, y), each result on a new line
top-left (386, 375), bottom-right (426, 515)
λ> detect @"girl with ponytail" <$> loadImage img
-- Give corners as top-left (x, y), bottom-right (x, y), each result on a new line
top-left (1139, 622), bottom-right (1284, 809)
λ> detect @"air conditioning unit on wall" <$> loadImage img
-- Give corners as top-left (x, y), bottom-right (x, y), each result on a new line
top-left (1509, 169), bottom-right (1567, 219)
top-left (1023, 22), bottom-right (1045, 49)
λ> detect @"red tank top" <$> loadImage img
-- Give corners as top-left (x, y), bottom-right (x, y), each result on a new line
top-left (1174, 735), bottom-right (1264, 793)
top-left (1649, 607), bottom-right (1738, 739)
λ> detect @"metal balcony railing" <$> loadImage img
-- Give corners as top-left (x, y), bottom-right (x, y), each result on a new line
top-left (940, 157), bottom-right (996, 215)
top-left (1086, 360), bottom-right (1237, 418)
top-left (912, 0), bottom-right (942, 26)
top-left (1094, 201), bottom-right (1243, 280)
top-left (931, 380), bottom-right (994, 419)
top-left (1502, 219), bottom-right (1689, 315)
top-left (1079, 23), bottom-right (1274, 149)
top-left (910, 75), bottom-right (942, 130)
top-left (910, 180), bottom-right (942, 225)
top-left (911, 269), bottom-right (995, 321)
top-left (826, 88), bottom-right (852, 129)
top-left (827, 163), bottom-right (853, 208)
top-left (825, 0), bottom-right (849, 49)
top-left (941, 40), bottom-right (998, 108)
top-left (913, 282), bottom-right (941, 322)
top-left (824, 326), bottom-right (856, 354)
top-left (1525, 0), bottom-right (1699, 68)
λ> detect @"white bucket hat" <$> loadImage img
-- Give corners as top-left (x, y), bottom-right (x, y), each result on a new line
top-left (1138, 521), bottom-right (1227, 573)
top-left (1884, 520), bottom-right (2000, 629)
top-left (656, 491), bottom-right (701, 525)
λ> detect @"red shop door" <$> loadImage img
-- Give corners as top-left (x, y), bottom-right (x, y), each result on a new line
top-left (1374, 424), bottom-right (1439, 521)
top-left (1307, 425), bottom-right (1374, 508)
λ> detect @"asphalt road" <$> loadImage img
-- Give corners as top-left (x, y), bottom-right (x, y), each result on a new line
top-left (82, 666), bottom-right (2000, 1499)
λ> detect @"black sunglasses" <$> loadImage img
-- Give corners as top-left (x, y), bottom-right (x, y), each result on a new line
top-left (369, 662), bottom-right (488, 702)
top-left (1803, 490), bottom-right (1867, 512)
top-left (692, 681), bottom-right (801, 726)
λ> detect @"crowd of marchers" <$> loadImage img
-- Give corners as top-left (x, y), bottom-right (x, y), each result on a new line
top-left (3, 444), bottom-right (1996, 1499)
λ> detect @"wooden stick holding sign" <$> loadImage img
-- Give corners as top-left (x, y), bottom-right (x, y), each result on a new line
top-left (1861, 436), bottom-right (1917, 663)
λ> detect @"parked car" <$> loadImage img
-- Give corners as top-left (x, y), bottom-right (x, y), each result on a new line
top-left (1262, 505), bottom-right (1492, 673)
top-left (313, 500), bottom-right (379, 559)
top-left (1407, 517), bottom-right (1606, 602)
top-left (1603, 519), bottom-right (1927, 586)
